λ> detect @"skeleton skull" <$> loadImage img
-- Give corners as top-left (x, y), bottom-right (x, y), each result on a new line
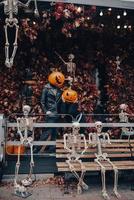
top-left (120, 104), bottom-right (128, 111)
top-left (72, 121), bottom-right (80, 133)
top-left (23, 105), bottom-right (31, 116)
top-left (95, 121), bottom-right (102, 133)
top-left (68, 54), bottom-right (75, 61)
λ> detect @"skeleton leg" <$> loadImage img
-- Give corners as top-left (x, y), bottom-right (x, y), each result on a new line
top-left (9, 22), bottom-right (19, 67)
top-left (95, 159), bottom-right (110, 200)
top-left (4, 23), bottom-right (10, 68)
top-left (77, 159), bottom-right (88, 191)
top-left (14, 146), bottom-right (21, 186)
top-left (14, 146), bottom-right (28, 197)
top-left (106, 158), bottom-right (121, 198)
top-left (4, 19), bottom-right (19, 68)
top-left (22, 143), bottom-right (34, 186)
top-left (66, 160), bottom-right (82, 194)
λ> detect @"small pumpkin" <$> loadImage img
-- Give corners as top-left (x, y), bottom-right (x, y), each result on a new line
top-left (62, 88), bottom-right (78, 103)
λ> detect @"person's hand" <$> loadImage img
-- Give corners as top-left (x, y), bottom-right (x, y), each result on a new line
top-left (61, 95), bottom-right (65, 103)
top-left (46, 111), bottom-right (52, 115)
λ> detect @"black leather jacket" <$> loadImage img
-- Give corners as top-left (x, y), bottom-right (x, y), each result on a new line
top-left (41, 83), bottom-right (62, 114)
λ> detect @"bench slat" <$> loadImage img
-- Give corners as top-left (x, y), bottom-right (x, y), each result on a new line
top-left (56, 143), bottom-right (134, 148)
top-left (57, 161), bottom-right (134, 171)
top-left (56, 148), bottom-right (134, 153)
top-left (56, 139), bottom-right (134, 143)
top-left (56, 153), bottom-right (133, 158)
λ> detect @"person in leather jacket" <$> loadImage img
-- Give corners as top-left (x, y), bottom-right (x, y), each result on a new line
top-left (34, 71), bottom-right (65, 153)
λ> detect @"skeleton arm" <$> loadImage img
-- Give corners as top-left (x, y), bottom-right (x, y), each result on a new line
top-left (104, 132), bottom-right (111, 144)
top-left (81, 134), bottom-right (88, 155)
top-left (89, 132), bottom-right (96, 146)
top-left (16, 118), bottom-right (24, 140)
top-left (63, 134), bottom-right (72, 152)
top-left (18, 0), bottom-right (39, 16)
top-left (55, 51), bottom-right (67, 65)
top-left (18, 0), bottom-right (32, 7)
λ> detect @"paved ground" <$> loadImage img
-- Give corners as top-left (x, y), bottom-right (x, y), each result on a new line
top-left (0, 180), bottom-right (134, 200)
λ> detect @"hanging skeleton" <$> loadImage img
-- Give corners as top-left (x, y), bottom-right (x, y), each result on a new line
top-left (115, 56), bottom-right (121, 71)
top-left (119, 104), bottom-right (134, 139)
top-left (89, 121), bottom-right (120, 200)
top-left (0, 0), bottom-right (39, 68)
top-left (14, 105), bottom-right (36, 198)
top-left (63, 121), bottom-right (88, 194)
top-left (55, 51), bottom-right (76, 80)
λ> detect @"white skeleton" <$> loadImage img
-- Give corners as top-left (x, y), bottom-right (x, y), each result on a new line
top-left (119, 104), bottom-right (128, 123)
top-left (14, 105), bottom-right (35, 198)
top-left (64, 121), bottom-right (88, 194)
top-left (55, 51), bottom-right (76, 79)
top-left (115, 56), bottom-right (121, 71)
top-left (0, 0), bottom-right (39, 68)
top-left (66, 54), bottom-right (76, 78)
top-left (119, 104), bottom-right (134, 139)
top-left (89, 121), bottom-right (120, 200)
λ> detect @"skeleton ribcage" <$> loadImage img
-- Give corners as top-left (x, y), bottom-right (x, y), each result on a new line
top-left (67, 135), bottom-right (82, 151)
top-left (4, 1), bottom-right (18, 16)
top-left (17, 118), bottom-right (34, 132)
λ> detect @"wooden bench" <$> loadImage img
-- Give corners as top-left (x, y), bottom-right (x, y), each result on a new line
top-left (56, 139), bottom-right (134, 172)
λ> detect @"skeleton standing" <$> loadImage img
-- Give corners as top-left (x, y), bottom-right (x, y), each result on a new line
top-left (0, 0), bottom-right (39, 68)
top-left (89, 121), bottom-right (120, 200)
top-left (14, 105), bottom-right (35, 198)
top-left (64, 121), bottom-right (88, 194)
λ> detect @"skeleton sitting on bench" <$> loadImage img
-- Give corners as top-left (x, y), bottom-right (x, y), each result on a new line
top-left (14, 105), bottom-right (35, 198)
top-left (63, 120), bottom-right (88, 194)
top-left (119, 104), bottom-right (134, 139)
top-left (89, 121), bottom-right (120, 200)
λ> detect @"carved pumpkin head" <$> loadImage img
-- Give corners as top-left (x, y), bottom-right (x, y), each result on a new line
top-left (48, 71), bottom-right (65, 87)
top-left (62, 88), bottom-right (78, 103)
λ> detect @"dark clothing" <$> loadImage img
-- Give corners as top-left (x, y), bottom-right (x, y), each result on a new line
top-left (33, 83), bottom-right (62, 153)
top-left (41, 83), bottom-right (62, 141)
top-left (61, 102), bottom-right (80, 121)
top-left (61, 102), bottom-right (86, 134)
top-left (41, 83), bottom-right (62, 114)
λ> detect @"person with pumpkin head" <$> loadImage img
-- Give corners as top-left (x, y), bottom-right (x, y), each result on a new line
top-left (34, 71), bottom-right (65, 153)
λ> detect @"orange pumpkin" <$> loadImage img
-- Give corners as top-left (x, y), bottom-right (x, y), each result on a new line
top-left (6, 145), bottom-right (14, 155)
top-left (14, 145), bottom-right (25, 155)
top-left (62, 88), bottom-right (78, 103)
top-left (48, 71), bottom-right (65, 87)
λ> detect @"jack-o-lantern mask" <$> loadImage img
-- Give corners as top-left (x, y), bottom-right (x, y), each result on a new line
top-left (62, 88), bottom-right (78, 103)
top-left (48, 71), bottom-right (65, 87)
